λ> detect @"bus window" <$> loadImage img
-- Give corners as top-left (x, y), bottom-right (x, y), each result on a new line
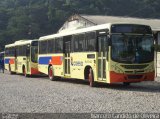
top-left (39, 40), bottom-right (48, 54)
top-left (17, 45), bottom-right (27, 56)
top-left (5, 47), bottom-right (15, 57)
top-left (85, 32), bottom-right (96, 51)
top-left (48, 39), bottom-right (55, 53)
top-left (73, 34), bottom-right (85, 52)
top-left (55, 38), bottom-right (63, 53)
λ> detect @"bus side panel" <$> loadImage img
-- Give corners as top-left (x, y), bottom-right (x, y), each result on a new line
top-left (16, 57), bottom-right (26, 74)
top-left (5, 57), bottom-right (16, 72)
top-left (51, 54), bottom-right (63, 76)
top-left (70, 52), bottom-right (97, 80)
top-left (38, 54), bottom-right (64, 76)
top-left (30, 62), bottom-right (39, 75)
top-left (4, 58), bottom-right (10, 70)
top-left (38, 55), bottom-right (51, 75)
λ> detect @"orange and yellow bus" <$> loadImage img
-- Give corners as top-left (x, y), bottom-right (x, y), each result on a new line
top-left (5, 43), bottom-right (16, 74)
top-left (5, 40), bottom-right (39, 77)
top-left (38, 23), bottom-right (155, 86)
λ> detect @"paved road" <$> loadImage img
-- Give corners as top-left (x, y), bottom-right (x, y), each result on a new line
top-left (0, 71), bottom-right (160, 113)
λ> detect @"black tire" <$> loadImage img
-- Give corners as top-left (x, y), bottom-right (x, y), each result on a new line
top-left (49, 66), bottom-right (55, 81)
top-left (9, 65), bottom-right (14, 74)
top-left (89, 68), bottom-right (95, 87)
top-left (23, 67), bottom-right (29, 77)
top-left (123, 82), bottom-right (130, 86)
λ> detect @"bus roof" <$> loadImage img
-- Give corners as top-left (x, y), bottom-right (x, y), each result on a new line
top-left (5, 43), bottom-right (15, 48)
top-left (14, 39), bottom-right (37, 46)
top-left (39, 23), bottom-right (111, 41)
top-left (5, 39), bottom-right (38, 48)
top-left (39, 22), bottom-right (151, 41)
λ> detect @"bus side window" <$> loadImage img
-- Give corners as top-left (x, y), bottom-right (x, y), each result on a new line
top-left (73, 34), bottom-right (85, 52)
top-left (39, 40), bottom-right (48, 54)
top-left (55, 37), bottom-right (63, 53)
top-left (73, 35), bottom-right (78, 52)
top-left (85, 32), bottom-right (96, 52)
top-left (78, 34), bottom-right (85, 52)
top-left (48, 39), bottom-right (55, 53)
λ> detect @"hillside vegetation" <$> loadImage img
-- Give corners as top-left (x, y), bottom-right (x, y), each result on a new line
top-left (0, 0), bottom-right (160, 51)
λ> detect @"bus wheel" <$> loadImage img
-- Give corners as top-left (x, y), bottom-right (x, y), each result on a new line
top-left (49, 66), bottom-right (54, 81)
top-left (23, 67), bottom-right (28, 77)
top-left (9, 65), bottom-right (13, 74)
top-left (123, 82), bottom-right (130, 86)
top-left (89, 68), bottom-right (95, 87)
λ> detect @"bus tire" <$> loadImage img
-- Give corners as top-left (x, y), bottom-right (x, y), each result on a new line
top-left (49, 66), bottom-right (55, 81)
top-left (89, 68), bottom-right (95, 87)
top-left (9, 64), bottom-right (14, 74)
top-left (23, 66), bottom-right (28, 77)
top-left (123, 82), bottom-right (130, 86)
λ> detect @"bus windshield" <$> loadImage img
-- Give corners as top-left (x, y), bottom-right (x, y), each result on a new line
top-left (111, 34), bottom-right (154, 63)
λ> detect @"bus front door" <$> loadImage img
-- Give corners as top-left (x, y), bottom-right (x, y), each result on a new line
top-left (26, 46), bottom-right (30, 73)
top-left (15, 48), bottom-right (18, 72)
top-left (64, 41), bottom-right (71, 76)
top-left (98, 36), bottom-right (108, 81)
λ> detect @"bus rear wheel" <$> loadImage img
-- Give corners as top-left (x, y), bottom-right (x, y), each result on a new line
top-left (23, 67), bottom-right (28, 77)
top-left (9, 64), bottom-right (14, 74)
top-left (49, 66), bottom-right (55, 81)
top-left (89, 68), bottom-right (95, 87)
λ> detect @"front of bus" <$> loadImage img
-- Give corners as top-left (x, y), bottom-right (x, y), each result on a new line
top-left (109, 24), bottom-right (154, 84)
top-left (30, 40), bottom-right (39, 75)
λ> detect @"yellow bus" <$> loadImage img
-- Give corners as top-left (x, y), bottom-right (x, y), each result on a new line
top-left (5, 40), bottom-right (39, 77)
top-left (5, 43), bottom-right (16, 74)
top-left (38, 23), bottom-right (155, 87)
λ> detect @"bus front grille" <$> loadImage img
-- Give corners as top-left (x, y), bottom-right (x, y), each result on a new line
top-left (121, 65), bottom-right (148, 69)
top-left (127, 75), bottom-right (143, 79)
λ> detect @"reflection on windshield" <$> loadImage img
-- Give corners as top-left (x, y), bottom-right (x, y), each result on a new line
top-left (31, 46), bottom-right (38, 63)
top-left (111, 34), bottom-right (154, 63)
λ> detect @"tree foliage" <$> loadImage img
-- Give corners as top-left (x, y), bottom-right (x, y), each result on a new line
top-left (0, 0), bottom-right (160, 51)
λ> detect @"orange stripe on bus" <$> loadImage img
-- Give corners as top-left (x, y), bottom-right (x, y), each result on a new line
top-left (9, 59), bottom-right (15, 64)
top-left (49, 56), bottom-right (63, 65)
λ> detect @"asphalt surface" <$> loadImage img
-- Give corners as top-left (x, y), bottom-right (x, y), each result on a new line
top-left (0, 70), bottom-right (160, 114)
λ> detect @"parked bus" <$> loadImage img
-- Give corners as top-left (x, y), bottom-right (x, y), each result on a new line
top-left (5, 43), bottom-right (16, 74)
top-left (38, 23), bottom-right (154, 86)
top-left (5, 40), bottom-right (39, 76)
